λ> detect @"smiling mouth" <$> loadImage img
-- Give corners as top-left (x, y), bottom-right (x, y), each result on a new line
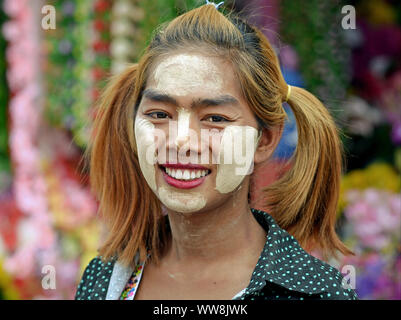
top-left (159, 164), bottom-right (212, 189)
top-left (160, 165), bottom-right (211, 180)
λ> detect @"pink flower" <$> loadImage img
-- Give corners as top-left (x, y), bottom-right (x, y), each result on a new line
top-left (4, 245), bottom-right (36, 278)
top-left (344, 189), bottom-right (401, 250)
top-left (2, 0), bottom-right (26, 17)
top-left (2, 21), bottom-right (21, 40)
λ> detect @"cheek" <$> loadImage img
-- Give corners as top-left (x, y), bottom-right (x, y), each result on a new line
top-left (201, 128), bottom-right (223, 165)
top-left (215, 126), bottom-right (259, 194)
top-left (134, 116), bottom-right (157, 191)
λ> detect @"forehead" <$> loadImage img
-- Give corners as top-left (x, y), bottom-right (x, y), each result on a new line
top-left (146, 52), bottom-right (237, 96)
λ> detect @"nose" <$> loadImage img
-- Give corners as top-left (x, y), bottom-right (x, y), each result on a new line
top-left (174, 108), bottom-right (191, 148)
top-left (167, 109), bottom-right (208, 163)
top-left (175, 135), bottom-right (190, 148)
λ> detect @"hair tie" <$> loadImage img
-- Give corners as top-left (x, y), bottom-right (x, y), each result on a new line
top-left (284, 85), bottom-right (291, 102)
top-left (205, 0), bottom-right (224, 10)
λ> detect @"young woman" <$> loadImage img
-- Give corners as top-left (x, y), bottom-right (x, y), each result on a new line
top-left (75, 3), bottom-right (357, 300)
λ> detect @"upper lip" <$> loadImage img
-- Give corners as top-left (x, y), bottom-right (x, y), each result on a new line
top-left (159, 162), bottom-right (211, 171)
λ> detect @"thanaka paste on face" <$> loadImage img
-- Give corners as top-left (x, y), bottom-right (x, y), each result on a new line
top-left (134, 116), bottom-right (157, 192)
top-left (135, 114), bottom-right (207, 213)
top-left (175, 107), bottom-right (191, 146)
top-left (152, 54), bottom-right (223, 96)
top-left (158, 187), bottom-right (207, 213)
top-left (215, 125), bottom-right (260, 194)
top-left (135, 115), bottom-right (260, 210)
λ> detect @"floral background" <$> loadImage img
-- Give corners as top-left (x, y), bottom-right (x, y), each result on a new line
top-left (0, 0), bottom-right (400, 300)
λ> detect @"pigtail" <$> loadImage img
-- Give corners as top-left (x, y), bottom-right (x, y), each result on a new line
top-left (264, 85), bottom-right (353, 260)
top-left (87, 63), bottom-right (165, 267)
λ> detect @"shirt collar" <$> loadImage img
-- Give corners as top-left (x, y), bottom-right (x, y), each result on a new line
top-left (105, 208), bottom-right (349, 299)
top-left (245, 208), bottom-right (345, 297)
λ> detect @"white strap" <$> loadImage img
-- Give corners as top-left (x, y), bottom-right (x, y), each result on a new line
top-left (106, 259), bottom-right (135, 300)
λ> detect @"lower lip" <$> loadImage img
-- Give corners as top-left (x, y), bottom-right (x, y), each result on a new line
top-left (161, 168), bottom-right (208, 189)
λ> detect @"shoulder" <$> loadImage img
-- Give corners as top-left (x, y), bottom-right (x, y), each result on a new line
top-left (278, 235), bottom-right (358, 300)
top-left (75, 256), bottom-right (116, 300)
top-left (249, 209), bottom-right (358, 300)
top-left (303, 254), bottom-right (358, 300)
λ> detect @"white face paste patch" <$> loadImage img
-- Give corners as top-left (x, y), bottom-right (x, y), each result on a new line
top-left (158, 187), bottom-right (207, 213)
top-left (135, 114), bottom-right (207, 213)
top-left (134, 116), bottom-right (157, 192)
top-left (215, 126), bottom-right (260, 194)
top-left (152, 54), bottom-right (223, 96)
top-left (175, 107), bottom-right (191, 146)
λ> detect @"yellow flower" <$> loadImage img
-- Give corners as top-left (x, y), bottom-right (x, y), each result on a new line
top-left (338, 162), bottom-right (401, 214)
top-left (0, 258), bottom-right (20, 300)
top-left (358, 0), bottom-right (396, 25)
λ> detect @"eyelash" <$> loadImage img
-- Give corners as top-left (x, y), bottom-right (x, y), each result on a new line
top-left (145, 111), bottom-right (170, 119)
top-left (203, 115), bottom-right (231, 123)
top-left (145, 111), bottom-right (231, 123)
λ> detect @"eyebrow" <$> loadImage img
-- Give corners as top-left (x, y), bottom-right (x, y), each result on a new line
top-left (142, 88), bottom-right (240, 109)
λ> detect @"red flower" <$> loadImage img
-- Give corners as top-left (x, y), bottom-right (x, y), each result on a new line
top-left (0, 195), bottom-right (23, 251)
top-left (94, 0), bottom-right (109, 12)
top-left (92, 41), bottom-right (109, 53)
top-left (94, 20), bottom-right (105, 32)
top-left (93, 67), bottom-right (105, 80)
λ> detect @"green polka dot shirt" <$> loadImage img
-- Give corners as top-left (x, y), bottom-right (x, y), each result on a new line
top-left (75, 208), bottom-right (358, 300)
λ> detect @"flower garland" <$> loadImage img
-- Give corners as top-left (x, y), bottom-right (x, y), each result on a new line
top-left (334, 162), bottom-right (401, 299)
top-left (324, 0), bottom-right (401, 170)
top-left (44, 0), bottom-right (77, 133)
top-left (0, 0), bottom-right (10, 181)
top-left (340, 188), bottom-right (401, 299)
top-left (0, 258), bottom-right (19, 299)
top-left (2, 0), bottom-right (56, 298)
top-left (344, 188), bottom-right (400, 252)
top-left (39, 129), bottom-right (100, 298)
top-left (2, 0), bottom-right (101, 299)
top-left (45, 0), bottom-right (94, 148)
top-left (338, 162), bottom-right (401, 215)
top-left (70, 0), bottom-right (94, 147)
top-left (378, 67), bottom-right (401, 146)
top-left (92, 0), bottom-right (112, 102)
top-left (110, 0), bottom-right (143, 74)
top-left (279, 0), bottom-right (351, 116)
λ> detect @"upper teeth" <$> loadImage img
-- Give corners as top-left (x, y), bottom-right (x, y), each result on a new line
top-left (165, 168), bottom-right (209, 180)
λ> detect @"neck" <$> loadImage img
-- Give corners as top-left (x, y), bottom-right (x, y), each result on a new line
top-left (163, 187), bottom-right (267, 265)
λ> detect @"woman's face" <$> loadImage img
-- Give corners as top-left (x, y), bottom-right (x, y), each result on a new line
top-left (135, 51), bottom-right (261, 214)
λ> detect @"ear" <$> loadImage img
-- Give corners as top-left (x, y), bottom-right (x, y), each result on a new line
top-left (253, 124), bottom-right (284, 165)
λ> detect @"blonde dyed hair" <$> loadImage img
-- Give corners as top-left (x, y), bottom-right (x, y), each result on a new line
top-left (87, 4), bottom-right (352, 267)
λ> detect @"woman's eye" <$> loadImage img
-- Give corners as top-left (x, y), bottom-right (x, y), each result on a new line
top-left (146, 111), bottom-right (169, 119)
top-left (204, 115), bottom-right (229, 122)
